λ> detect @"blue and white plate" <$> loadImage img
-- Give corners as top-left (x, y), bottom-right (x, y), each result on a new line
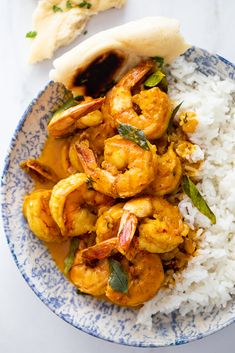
top-left (1, 47), bottom-right (235, 347)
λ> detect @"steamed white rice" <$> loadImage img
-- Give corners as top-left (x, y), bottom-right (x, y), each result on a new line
top-left (137, 56), bottom-right (235, 328)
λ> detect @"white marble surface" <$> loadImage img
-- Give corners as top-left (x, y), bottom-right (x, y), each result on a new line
top-left (1, 0), bottom-right (235, 352)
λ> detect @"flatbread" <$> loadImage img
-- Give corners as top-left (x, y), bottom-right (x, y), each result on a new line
top-left (50, 17), bottom-right (190, 92)
top-left (28, 0), bottom-right (126, 63)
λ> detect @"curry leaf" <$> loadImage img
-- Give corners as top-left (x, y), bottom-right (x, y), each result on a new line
top-left (52, 98), bottom-right (80, 117)
top-left (64, 238), bottom-right (80, 275)
top-left (52, 5), bottom-right (63, 12)
top-left (78, 1), bottom-right (92, 9)
top-left (109, 259), bottom-right (128, 293)
top-left (182, 175), bottom-right (216, 224)
top-left (144, 71), bottom-right (165, 88)
top-left (25, 31), bottom-right (37, 38)
top-left (158, 77), bottom-right (168, 93)
top-left (118, 123), bottom-right (150, 151)
top-left (167, 101), bottom-right (183, 134)
top-left (171, 101), bottom-right (183, 121)
top-left (152, 56), bottom-right (164, 68)
top-left (66, 0), bottom-right (73, 9)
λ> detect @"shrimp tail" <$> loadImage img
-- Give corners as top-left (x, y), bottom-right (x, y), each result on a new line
top-left (76, 140), bottom-right (117, 198)
top-left (48, 97), bottom-right (105, 137)
top-left (20, 159), bottom-right (59, 182)
top-left (75, 140), bottom-right (98, 174)
top-left (117, 60), bottom-right (155, 89)
top-left (82, 238), bottom-right (118, 261)
top-left (118, 211), bottom-right (138, 253)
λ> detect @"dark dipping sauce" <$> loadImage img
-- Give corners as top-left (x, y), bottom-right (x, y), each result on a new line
top-left (73, 51), bottom-right (125, 97)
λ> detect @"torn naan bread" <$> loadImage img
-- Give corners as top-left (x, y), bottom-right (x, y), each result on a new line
top-left (28, 0), bottom-right (126, 64)
top-left (49, 17), bottom-right (190, 96)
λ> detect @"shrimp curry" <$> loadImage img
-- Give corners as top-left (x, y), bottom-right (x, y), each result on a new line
top-left (21, 58), bottom-right (202, 307)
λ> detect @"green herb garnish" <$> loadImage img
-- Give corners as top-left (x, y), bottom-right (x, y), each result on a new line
top-left (171, 101), bottom-right (183, 121)
top-left (145, 57), bottom-right (167, 91)
top-left (109, 259), bottom-right (128, 293)
top-left (25, 31), bottom-right (37, 39)
top-left (118, 123), bottom-right (150, 151)
top-left (78, 1), bottom-right (92, 9)
top-left (66, 0), bottom-right (73, 9)
top-left (158, 76), bottom-right (168, 93)
top-left (157, 67), bottom-right (168, 93)
top-left (144, 71), bottom-right (165, 88)
top-left (167, 101), bottom-right (183, 134)
top-left (52, 98), bottom-right (78, 118)
top-left (182, 175), bottom-right (216, 224)
top-left (152, 56), bottom-right (164, 68)
top-left (52, 5), bottom-right (63, 12)
top-left (64, 238), bottom-right (80, 275)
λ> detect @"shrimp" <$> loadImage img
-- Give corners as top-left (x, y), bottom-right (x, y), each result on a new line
top-left (20, 159), bottom-right (59, 183)
top-left (67, 135), bottom-right (85, 173)
top-left (71, 236), bottom-right (164, 305)
top-left (81, 238), bottom-right (118, 261)
top-left (117, 197), bottom-right (188, 254)
top-left (48, 97), bottom-right (105, 138)
top-left (117, 197), bottom-right (154, 252)
top-left (23, 190), bottom-right (63, 243)
top-left (70, 250), bottom-right (110, 296)
top-left (49, 173), bottom-right (112, 237)
top-left (147, 143), bottom-right (182, 196)
top-left (60, 140), bottom-right (78, 175)
top-left (103, 60), bottom-right (154, 123)
top-left (96, 203), bottom-right (124, 243)
top-left (105, 241), bottom-right (164, 307)
top-left (79, 122), bottom-right (116, 157)
top-left (76, 135), bottom-right (157, 198)
top-left (68, 122), bottom-right (116, 173)
top-left (104, 60), bottom-right (172, 140)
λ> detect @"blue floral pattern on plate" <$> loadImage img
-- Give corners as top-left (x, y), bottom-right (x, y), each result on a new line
top-left (1, 47), bottom-right (235, 347)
